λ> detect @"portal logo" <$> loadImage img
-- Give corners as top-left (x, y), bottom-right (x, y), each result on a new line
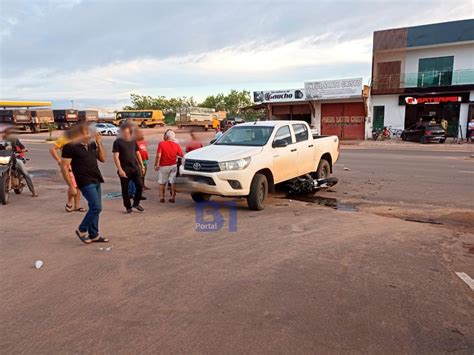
top-left (195, 201), bottom-right (237, 232)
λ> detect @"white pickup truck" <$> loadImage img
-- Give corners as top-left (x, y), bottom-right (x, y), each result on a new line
top-left (181, 120), bottom-right (339, 210)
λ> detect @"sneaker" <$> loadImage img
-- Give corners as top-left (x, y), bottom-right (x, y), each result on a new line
top-left (133, 205), bottom-right (144, 212)
top-left (126, 208), bottom-right (133, 214)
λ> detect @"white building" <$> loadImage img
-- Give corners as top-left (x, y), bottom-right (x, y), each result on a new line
top-left (370, 19), bottom-right (474, 138)
top-left (251, 79), bottom-right (370, 140)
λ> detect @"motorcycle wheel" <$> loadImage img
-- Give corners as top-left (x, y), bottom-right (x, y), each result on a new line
top-left (0, 173), bottom-right (10, 205)
top-left (14, 186), bottom-right (23, 194)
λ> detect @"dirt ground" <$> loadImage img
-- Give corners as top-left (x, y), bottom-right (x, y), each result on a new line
top-left (1, 128), bottom-right (473, 353)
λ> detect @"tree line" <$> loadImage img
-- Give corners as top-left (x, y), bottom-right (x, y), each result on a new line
top-left (123, 90), bottom-right (258, 121)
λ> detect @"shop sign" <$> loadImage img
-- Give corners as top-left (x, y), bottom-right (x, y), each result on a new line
top-left (399, 93), bottom-right (469, 105)
top-left (304, 78), bottom-right (363, 100)
top-left (253, 89), bottom-right (305, 103)
top-left (405, 96), bottom-right (462, 105)
top-left (322, 116), bottom-right (364, 125)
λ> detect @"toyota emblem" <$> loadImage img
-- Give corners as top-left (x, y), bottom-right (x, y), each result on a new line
top-left (193, 162), bottom-right (201, 171)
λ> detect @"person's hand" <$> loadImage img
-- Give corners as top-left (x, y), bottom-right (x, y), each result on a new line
top-left (118, 169), bottom-right (127, 178)
top-left (68, 186), bottom-right (77, 196)
top-left (154, 165), bottom-right (160, 172)
top-left (57, 160), bottom-right (61, 167)
top-left (95, 133), bottom-right (102, 143)
top-left (141, 165), bottom-right (146, 175)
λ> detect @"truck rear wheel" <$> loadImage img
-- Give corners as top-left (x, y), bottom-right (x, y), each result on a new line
top-left (316, 159), bottom-right (330, 179)
top-left (247, 173), bottom-right (268, 211)
top-left (191, 193), bottom-right (211, 202)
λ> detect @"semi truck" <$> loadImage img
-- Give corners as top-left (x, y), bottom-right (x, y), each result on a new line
top-left (78, 110), bottom-right (99, 122)
top-left (0, 109), bottom-right (54, 132)
top-left (53, 109), bottom-right (79, 129)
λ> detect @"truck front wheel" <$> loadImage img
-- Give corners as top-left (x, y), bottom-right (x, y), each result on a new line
top-left (191, 192), bottom-right (211, 202)
top-left (247, 173), bottom-right (268, 211)
top-left (316, 159), bottom-right (330, 179)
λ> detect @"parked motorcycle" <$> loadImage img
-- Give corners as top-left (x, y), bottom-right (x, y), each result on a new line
top-left (0, 141), bottom-right (27, 205)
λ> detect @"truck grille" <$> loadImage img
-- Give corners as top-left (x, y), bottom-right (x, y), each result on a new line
top-left (184, 159), bottom-right (220, 172)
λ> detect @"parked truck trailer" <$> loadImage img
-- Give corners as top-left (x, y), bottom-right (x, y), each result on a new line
top-left (53, 109), bottom-right (79, 129)
top-left (176, 107), bottom-right (224, 131)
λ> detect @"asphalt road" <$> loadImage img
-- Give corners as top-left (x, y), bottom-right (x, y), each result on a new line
top-left (1, 131), bottom-right (473, 353)
top-left (23, 133), bottom-right (474, 209)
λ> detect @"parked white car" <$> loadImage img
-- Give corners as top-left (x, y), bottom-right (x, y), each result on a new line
top-left (181, 120), bottom-right (340, 210)
top-left (94, 123), bottom-right (118, 136)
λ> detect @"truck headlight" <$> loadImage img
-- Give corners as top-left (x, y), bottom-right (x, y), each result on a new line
top-left (0, 156), bottom-right (11, 165)
top-left (219, 157), bottom-right (251, 171)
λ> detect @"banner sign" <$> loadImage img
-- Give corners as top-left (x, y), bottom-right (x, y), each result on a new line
top-left (253, 89), bottom-right (305, 103)
top-left (398, 93), bottom-right (469, 105)
top-left (304, 78), bottom-right (363, 100)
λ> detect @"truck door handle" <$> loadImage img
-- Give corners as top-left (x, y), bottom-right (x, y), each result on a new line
top-left (308, 144), bottom-right (314, 147)
top-left (291, 149), bottom-right (297, 152)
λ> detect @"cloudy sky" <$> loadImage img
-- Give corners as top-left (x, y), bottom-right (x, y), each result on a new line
top-left (0, 0), bottom-right (472, 110)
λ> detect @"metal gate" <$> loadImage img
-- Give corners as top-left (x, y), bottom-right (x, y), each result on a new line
top-left (321, 102), bottom-right (365, 140)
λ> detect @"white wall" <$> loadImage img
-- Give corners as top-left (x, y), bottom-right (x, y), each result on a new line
top-left (370, 95), bottom-right (405, 130)
top-left (405, 42), bottom-right (474, 73)
top-left (459, 102), bottom-right (469, 138)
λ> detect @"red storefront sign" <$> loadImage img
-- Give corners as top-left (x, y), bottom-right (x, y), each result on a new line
top-left (404, 96), bottom-right (462, 105)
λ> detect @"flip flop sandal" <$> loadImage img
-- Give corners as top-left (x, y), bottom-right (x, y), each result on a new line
top-left (65, 204), bottom-right (73, 213)
top-left (74, 207), bottom-right (87, 212)
top-left (160, 199), bottom-right (165, 203)
top-left (169, 198), bottom-right (175, 203)
top-left (75, 230), bottom-right (91, 244)
top-left (90, 236), bottom-right (109, 243)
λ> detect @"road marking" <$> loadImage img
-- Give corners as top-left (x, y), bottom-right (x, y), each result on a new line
top-left (458, 171), bottom-right (474, 174)
top-left (455, 272), bottom-right (474, 291)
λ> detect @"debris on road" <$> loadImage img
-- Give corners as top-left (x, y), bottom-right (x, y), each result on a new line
top-left (404, 217), bottom-right (443, 225)
top-left (99, 246), bottom-right (113, 252)
top-left (343, 167), bottom-right (351, 171)
top-left (34, 260), bottom-right (43, 269)
top-left (455, 272), bottom-right (474, 291)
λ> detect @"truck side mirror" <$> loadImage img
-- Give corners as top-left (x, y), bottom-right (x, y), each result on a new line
top-left (272, 139), bottom-right (288, 148)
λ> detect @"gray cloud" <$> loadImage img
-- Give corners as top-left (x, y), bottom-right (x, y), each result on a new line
top-left (0, 0), bottom-right (472, 108)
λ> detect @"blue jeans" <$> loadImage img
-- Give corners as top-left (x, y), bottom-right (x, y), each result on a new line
top-left (78, 183), bottom-right (102, 238)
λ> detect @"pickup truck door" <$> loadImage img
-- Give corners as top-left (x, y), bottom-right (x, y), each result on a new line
top-left (272, 125), bottom-right (297, 182)
top-left (291, 123), bottom-right (315, 175)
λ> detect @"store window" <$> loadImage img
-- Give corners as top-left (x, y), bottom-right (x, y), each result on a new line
top-left (417, 56), bottom-right (454, 87)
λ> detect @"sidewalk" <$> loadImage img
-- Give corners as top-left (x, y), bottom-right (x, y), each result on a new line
top-left (341, 138), bottom-right (474, 152)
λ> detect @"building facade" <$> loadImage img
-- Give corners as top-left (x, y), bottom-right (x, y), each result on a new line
top-left (252, 79), bottom-right (369, 140)
top-left (370, 19), bottom-right (474, 138)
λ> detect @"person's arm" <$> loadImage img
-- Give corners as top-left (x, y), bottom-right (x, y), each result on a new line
top-left (154, 142), bottom-right (162, 171)
top-left (60, 149), bottom-right (77, 196)
top-left (113, 153), bottom-right (127, 178)
top-left (95, 134), bottom-right (106, 163)
top-left (135, 148), bottom-right (145, 175)
top-left (49, 145), bottom-right (62, 166)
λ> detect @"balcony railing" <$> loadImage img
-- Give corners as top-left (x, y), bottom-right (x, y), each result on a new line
top-left (371, 69), bottom-right (474, 94)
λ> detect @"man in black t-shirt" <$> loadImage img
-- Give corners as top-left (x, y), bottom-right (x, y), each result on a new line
top-left (113, 123), bottom-right (145, 213)
top-left (61, 123), bottom-right (108, 244)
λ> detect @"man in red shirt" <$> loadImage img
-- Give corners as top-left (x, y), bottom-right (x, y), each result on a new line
top-left (154, 130), bottom-right (183, 203)
top-left (185, 130), bottom-right (203, 153)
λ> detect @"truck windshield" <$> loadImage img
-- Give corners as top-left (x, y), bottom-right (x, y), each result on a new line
top-left (216, 126), bottom-right (274, 146)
